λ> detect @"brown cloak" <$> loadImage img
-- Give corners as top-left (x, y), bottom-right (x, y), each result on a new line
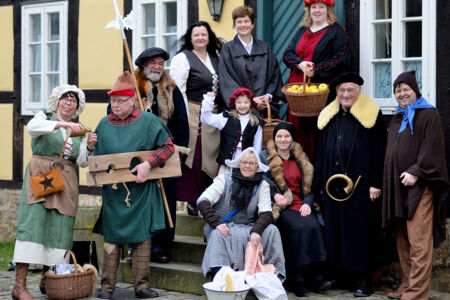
top-left (382, 108), bottom-right (449, 248)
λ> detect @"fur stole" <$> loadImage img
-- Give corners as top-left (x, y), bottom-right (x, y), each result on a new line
top-left (135, 67), bottom-right (175, 125)
top-left (266, 139), bottom-right (314, 220)
top-left (317, 92), bottom-right (380, 130)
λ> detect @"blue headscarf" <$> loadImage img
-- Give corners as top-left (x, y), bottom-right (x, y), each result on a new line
top-left (396, 97), bottom-right (435, 134)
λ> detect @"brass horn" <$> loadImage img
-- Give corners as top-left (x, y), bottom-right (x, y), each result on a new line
top-left (325, 174), bottom-right (362, 202)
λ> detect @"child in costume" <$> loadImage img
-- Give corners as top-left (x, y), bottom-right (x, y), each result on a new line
top-left (201, 87), bottom-right (263, 174)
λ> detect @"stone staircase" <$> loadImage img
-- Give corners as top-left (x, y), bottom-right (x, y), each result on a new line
top-left (117, 214), bottom-right (210, 295)
top-left (73, 207), bottom-right (450, 295)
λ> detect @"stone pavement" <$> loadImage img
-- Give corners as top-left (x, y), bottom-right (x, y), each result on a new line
top-left (1, 270), bottom-right (448, 300)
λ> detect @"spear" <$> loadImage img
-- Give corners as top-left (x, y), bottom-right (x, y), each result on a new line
top-left (106, 0), bottom-right (174, 228)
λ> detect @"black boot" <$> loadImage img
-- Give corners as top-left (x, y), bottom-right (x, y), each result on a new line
top-left (354, 276), bottom-right (373, 297)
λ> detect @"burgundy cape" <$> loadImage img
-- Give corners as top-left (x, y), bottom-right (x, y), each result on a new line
top-left (382, 108), bottom-right (449, 248)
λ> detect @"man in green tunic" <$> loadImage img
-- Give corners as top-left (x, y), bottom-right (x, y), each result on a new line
top-left (92, 71), bottom-right (175, 299)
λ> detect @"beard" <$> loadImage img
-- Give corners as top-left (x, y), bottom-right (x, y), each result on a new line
top-left (144, 67), bottom-right (163, 83)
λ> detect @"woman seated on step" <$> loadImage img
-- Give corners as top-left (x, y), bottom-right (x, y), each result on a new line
top-left (196, 147), bottom-right (285, 280)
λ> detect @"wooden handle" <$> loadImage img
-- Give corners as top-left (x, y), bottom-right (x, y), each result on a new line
top-left (264, 97), bottom-right (272, 124)
top-left (59, 128), bottom-right (72, 162)
top-left (158, 179), bottom-right (174, 228)
top-left (302, 72), bottom-right (311, 95)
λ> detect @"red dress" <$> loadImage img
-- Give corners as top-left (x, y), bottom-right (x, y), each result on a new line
top-left (288, 28), bottom-right (328, 162)
top-left (282, 159), bottom-right (303, 211)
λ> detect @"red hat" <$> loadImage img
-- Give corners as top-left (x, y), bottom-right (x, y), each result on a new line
top-left (304, 0), bottom-right (335, 7)
top-left (108, 71), bottom-right (135, 97)
top-left (229, 87), bottom-right (255, 108)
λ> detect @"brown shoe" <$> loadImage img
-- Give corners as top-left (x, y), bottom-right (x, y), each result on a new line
top-left (11, 263), bottom-right (35, 300)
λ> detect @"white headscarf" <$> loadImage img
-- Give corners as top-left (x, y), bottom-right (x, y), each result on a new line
top-left (47, 84), bottom-right (86, 118)
top-left (225, 147), bottom-right (269, 172)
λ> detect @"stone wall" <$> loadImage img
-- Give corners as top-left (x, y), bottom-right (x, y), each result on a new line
top-left (0, 189), bottom-right (21, 241)
top-left (0, 188), bottom-right (102, 241)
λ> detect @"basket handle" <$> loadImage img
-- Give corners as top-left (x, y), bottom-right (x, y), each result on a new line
top-left (65, 250), bottom-right (80, 273)
top-left (264, 97), bottom-right (272, 124)
top-left (302, 73), bottom-right (311, 95)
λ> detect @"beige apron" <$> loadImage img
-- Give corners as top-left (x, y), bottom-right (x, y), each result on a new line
top-left (185, 101), bottom-right (220, 178)
top-left (26, 155), bottom-right (79, 217)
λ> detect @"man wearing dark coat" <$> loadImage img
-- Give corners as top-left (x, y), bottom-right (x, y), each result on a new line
top-left (134, 47), bottom-right (189, 263)
top-left (382, 71), bottom-right (449, 300)
top-left (218, 6), bottom-right (284, 117)
top-left (313, 72), bottom-right (386, 297)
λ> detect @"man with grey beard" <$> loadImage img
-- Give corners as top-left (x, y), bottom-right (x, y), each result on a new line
top-left (134, 47), bottom-right (189, 264)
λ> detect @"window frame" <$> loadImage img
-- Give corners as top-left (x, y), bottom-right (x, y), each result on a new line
top-left (132, 0), bottom-right (187, 68)
top-left (21, 1), bottom-right (68, 116)
top-left (359, 0), bottom-right (436, 114)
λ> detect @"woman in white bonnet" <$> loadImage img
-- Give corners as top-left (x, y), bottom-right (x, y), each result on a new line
top-left (11, 84), bottom-right (96, 300)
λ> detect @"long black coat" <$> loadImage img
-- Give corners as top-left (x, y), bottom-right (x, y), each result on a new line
top-left (218, 35), bottom-right (284, 106)
top-left (312, 94), bottom-right (387, 272)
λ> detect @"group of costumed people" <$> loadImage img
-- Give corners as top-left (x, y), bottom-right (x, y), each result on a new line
top-left (10, 0), bottom-right (448, 300)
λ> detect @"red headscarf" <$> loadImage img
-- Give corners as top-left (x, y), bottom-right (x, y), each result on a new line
top-left (304, 0), bottom-right (335, 7)
top-left (228, 87), bottom-right (255, 108)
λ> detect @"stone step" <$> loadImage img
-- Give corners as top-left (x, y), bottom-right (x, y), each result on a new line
top-left (171, 235), bottom-right (206, 264)
top-left (117, 260), bottom-right (210, 295)
top-left (174, 214), bottom-right (205, 238)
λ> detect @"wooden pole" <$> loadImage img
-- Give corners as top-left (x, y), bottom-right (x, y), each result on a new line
top-left (123, 39), bottom-right (144, 111)
top-left (121, 37), bottom-right (174, 228)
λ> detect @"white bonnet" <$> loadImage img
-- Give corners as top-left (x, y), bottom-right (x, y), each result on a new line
top-left (47, 84), bottom-right (86, 118)
top-left (225, 147), bottom-right (269, 172)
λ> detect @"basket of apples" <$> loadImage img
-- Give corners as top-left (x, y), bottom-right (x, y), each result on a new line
top-left (281, 74), bottom-right (329, 116)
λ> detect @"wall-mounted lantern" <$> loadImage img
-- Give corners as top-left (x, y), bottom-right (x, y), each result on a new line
top-left (207, 0), bottom-right (224, 21)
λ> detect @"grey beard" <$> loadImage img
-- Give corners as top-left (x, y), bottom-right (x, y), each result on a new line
top-left (144, 67), bottom-right (163, 83)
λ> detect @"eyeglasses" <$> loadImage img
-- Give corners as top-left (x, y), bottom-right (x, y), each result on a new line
top-left (337, 87), bottom-right (359, 94)
top-left (239, 161), bottom-right (257, 167)
top-left (60, 98), bottom-right (77, 104)
top-left (110, 96), bottom-right (132, 104)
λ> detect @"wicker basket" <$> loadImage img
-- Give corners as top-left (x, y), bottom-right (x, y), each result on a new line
top-left (45, 250), bottom-right (95, 300)
top-left (262, 98), bottom-right (277, 149)
top-left (282, 74), bottom-right (329, 116)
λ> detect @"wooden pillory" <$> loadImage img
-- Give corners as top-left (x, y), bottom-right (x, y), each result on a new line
top-left (86, 151), bottom-right (181, 228)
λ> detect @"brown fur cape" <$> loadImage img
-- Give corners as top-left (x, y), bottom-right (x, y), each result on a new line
top-left (135, 67), bottom-right (175, 125)
top-left (265, 139), bottom-right (314, 220)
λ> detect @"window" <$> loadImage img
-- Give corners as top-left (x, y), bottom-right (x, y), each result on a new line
top-left (360, 0), bottom-right (435, 114)
top-left (132, 0), bottom-right (187, 67)
top-left (21, 1), bottom-right (68, 115)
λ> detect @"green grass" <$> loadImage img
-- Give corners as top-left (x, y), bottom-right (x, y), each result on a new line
top-left (0, 240), bottom-right (14, 270)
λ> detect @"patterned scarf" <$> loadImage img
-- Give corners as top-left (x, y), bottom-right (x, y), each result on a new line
top-left (396, 96), bottom-right (435, 134)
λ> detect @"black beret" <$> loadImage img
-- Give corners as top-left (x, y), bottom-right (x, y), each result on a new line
top-left (273, 122), bottom-right (295, 140)
top-left (330, 72), bottom-right (364, 91)
top-left (135, 47), bottom-right (170, 67)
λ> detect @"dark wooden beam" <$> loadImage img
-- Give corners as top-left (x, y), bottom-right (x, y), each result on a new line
top-left (0, 92), bottom-right (13, 103)
top-left (124, 0), bottom-right (133, 71)
top-left (79, 186), bottom-right (102, 196)
top-left (0, 0), bottom-right (12, 6)
top-left (344, 0), bottom-right (360, 73)
top-left (436, 0), bottom-right (450, 217)
top-left (244, 0), bottom-right (258, 38)
top-left (188, 0), bottom-right (198, 26)
top-left (0, 180), bottom-right (22, 190)
top-left (12, 2), bottom-right (23, 181)
top-left (84, 89), bottom-right (110, 103)
top-left (68, 0), bottom-right (80, 85)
